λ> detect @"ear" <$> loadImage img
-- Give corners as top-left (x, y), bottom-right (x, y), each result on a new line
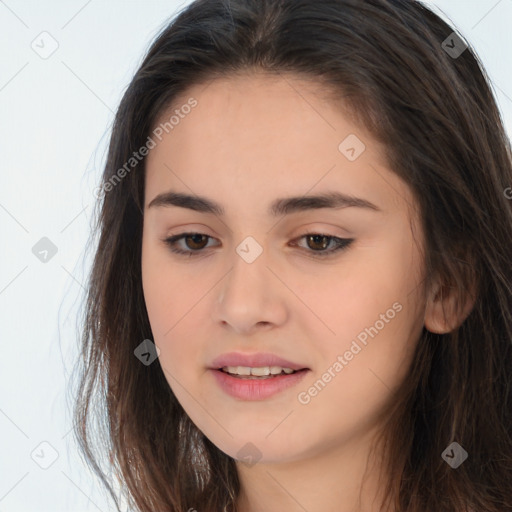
top-left (424, 274), bottom-right (477, 334)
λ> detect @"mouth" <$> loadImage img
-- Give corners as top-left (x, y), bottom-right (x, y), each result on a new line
top-left (209, 366), bottom-right (311, 400)
top-left (216, 366), bottom-right (309, 379)
top-left (208, 352), bottom-right (311, 400)
top-left (209, 351), bottom-right (308, 372)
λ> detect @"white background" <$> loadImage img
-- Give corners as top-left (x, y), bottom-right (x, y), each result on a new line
top-left (1, 1), bottom-right (511, 510)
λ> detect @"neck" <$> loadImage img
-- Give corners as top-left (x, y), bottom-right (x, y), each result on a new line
top-left (233, 425), bottom-right (392, 512)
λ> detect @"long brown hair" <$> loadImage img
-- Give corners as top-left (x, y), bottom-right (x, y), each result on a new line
top-left (72, 1), bottom-right (512, 510)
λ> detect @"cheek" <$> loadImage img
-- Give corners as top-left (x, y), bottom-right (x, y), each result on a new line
top-left (141, 241), bottom-right (212, 386)
top-left (308, 246), bottom-right (418, 344)
top-left (311, 238), bottom-right (423, 386)
top-left (141, 240), bottom-right (184, 344)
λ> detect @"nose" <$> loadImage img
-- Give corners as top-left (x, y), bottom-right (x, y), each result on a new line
top-left (211, 244), bottom-right (288, 335)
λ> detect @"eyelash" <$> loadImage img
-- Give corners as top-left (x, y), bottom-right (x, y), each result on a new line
top-left (163, 232), bottom-right (354, 259)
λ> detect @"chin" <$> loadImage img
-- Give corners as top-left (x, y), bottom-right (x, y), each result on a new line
top-left (208, 435), bottom-right (305, 466)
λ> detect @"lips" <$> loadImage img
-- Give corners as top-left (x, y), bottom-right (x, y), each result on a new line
top-left (209, 352), bottom-right (309, 371)
top-left (210, 366), bottom-right (309, 400)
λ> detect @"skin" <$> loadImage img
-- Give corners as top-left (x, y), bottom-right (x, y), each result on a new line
top-left (141, 72), bottom-right (465, 512)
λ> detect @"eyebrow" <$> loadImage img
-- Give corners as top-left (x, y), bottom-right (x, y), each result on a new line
top-left (147, 190), bottom-right (381, 216)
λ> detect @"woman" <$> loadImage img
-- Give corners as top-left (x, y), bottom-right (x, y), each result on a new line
top-left (74, 1), bottom-right (512, 510)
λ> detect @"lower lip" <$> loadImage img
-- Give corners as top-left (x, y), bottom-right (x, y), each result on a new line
top-left (210, 368), bottom-right (310, 400)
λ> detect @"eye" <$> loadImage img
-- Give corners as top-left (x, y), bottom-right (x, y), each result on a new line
top-left (290, 232), bottom-right (354, 258)
top-left (163, 232), bottom-right (354, 258)
top-left (163, 233), bottom-right (216, 257)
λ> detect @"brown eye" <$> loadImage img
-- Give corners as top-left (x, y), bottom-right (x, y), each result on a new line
top-left (163, 233), bottom-right (216, 255)
top-left (183, 234), bottom-right (209, 250)
top-left (292, 233), bottom-right (354, 258)
top-left (305, 234), bottom-right (330, 251)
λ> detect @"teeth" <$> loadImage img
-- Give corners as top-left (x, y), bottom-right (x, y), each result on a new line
top-left (221, 365), bottom-right (297, 376)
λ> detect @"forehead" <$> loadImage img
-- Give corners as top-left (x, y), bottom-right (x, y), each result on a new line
top-left (144, 72), bottom-right (412, 217)
top-left (151, 72), bottom-right (362, 151)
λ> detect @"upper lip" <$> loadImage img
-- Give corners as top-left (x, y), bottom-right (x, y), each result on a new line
top-left (210, 352), bottom-right (309, 371)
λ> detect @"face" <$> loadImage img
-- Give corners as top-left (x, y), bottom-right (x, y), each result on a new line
top-left (141, 72), bottom-right (428, 465)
